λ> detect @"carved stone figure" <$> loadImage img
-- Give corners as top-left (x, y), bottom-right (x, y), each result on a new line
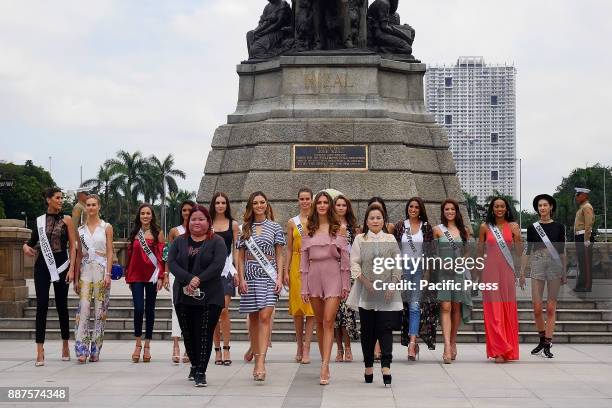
top-left (294, 0), bottom-right (315, 51)
top-left (348, 0), bottom-right (367, 48)
top-left (247, 0), bottom-right (293, 60)
top-left (367, 0), bottom-right (415, 56)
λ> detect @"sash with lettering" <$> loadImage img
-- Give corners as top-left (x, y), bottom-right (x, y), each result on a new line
top-left (533, 222), bottom-right (563, 267)
top-left (36, 214), bottom-right (69, 282)
top-left (239, 225), bottom-right (277, 283)
top-left (292, 215), bottom-right (306, 237)
top-left (176, 225), bottom-right (186, 235)
top-left (78, 222), bottom-right (107, 268)
top-left (137, 229), bottom-right (160, 283)
top-left (437, 224), bottom-right (472, 280)
top-left (488, 224), bottom-right (516, 274)
top-left (403, 220), bottom-right (422, 258)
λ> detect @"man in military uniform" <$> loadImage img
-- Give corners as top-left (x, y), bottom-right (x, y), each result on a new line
top-left (72, 187), bottom-right (89, 235)
top-left (573, 187), bottom-right (595, 292)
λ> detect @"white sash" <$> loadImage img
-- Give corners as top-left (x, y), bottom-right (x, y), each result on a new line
top-left (403, 220), bottom-right (421, 258)
top-left (489, 224), bottom-right (515, 272)
top-left (176, 225), bottom-right (186, 235)
top-left (137, 229), bottom-right (160, 283)
top-left (78, 222), bottom-right (107, 268)
top-left (222, 254), bottom-right (237, 278)
top-left (239, 224), bottom-right (277, 282)
top-left (292, 215), bottom-right (306, 237)
top-left (438, 224), bottom-right (459, 254)
top-left (36, 214), bottom-right (69, 282)
top-left (533, 222), bottom-right (563, 267)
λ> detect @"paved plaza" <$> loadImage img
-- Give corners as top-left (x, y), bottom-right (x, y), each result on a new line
top-left (0, 340), bottom-right (611, 408)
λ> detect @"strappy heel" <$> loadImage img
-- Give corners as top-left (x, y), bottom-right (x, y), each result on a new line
top-left (142, 346), bottom-right (151, 363)
top-left (171, 344), bottom-right (180, 364)
top-left (442, 345), bottom-right (452, 364)
top-left (335, 346), bottom-right (344, 362)
top-left (319, 361), bottom-right (330, 385)
top-left (408, 342), bottom-right (420, 361)
top-left (253, 353), bottom-right (266, 382)
top-left (244, 347), bottom-right (254, 362)
top-left (344, 345), bottom-right (353, 362)
top-left (131, 345), bottom-right (142, 363)
top-left (182, 352), bottom-right (190, 364)
top-left (222, 346), bottom-right (232, 366)
top-left (35, 350), bottom-right (45, 367)
top-left (451, 343), bottom-right (457, 361)
top-left (214, 347), bottom-right (223, 365)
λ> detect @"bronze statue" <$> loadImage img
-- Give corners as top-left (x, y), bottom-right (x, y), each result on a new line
top-left (294, 0), bottom-right (315, 51)
top-left (367, 0), bottom-right (415, 56)
top-left (247, 0), bottom-right (293, 60)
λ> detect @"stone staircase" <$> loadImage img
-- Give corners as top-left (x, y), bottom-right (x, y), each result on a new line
top-left (1, 295), bottom-right (611, 344)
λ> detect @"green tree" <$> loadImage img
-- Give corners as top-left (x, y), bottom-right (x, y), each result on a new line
top-left (106, 151), bottom-right (146, 229)
top-left (148, 154), bottom-right (186, 232)
top-left (552, 164), bottom-right (611, 239)
top-left (0, 161), bottom-right (56, 229)
top-left (166, 190), bottom-right (195, 228)
top-left (81, 165), bottom-right (116, 219)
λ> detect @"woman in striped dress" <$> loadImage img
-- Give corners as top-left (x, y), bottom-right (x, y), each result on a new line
top-left (237, 191), bottom-right (286, 382)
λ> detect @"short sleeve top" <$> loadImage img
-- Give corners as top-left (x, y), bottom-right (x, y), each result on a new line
top-left (237, 219), bottom-right (286, 257)
top-left (526, 221), bottom-right (565, 255)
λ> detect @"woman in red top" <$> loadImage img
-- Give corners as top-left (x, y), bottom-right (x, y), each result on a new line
top-left (126, 203), bottom-right (165, 363)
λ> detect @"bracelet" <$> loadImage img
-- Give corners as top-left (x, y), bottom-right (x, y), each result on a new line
top-left (163, 272), bottom-right (169, 275)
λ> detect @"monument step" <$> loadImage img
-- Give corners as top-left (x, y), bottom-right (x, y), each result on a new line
top-left (1, 327), bottom-right (611, 344)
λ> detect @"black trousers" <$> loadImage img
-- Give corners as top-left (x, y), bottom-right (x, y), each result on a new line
top-left (34, 265), bottom-right (70, 343)
top-left (359, 308), bottom-right (395, 369)
top-left (575, 235), bottom-right (593, 290)
top-left (130, 282), bottom-right (157, 339)
top-left (177, 303), bottom-right (222, 373)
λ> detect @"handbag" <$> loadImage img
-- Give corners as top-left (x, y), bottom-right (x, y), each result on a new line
top-left (111, 264), bottom-right (124, 280)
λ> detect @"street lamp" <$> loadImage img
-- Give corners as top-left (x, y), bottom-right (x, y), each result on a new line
top-left (20, 211), bottom-right (27, 228)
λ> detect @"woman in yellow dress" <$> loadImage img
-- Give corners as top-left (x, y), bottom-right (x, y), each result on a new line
top-left (284, 187), bottom-right (315, 364)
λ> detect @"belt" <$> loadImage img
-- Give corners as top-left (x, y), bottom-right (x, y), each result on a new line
top-left (575, 230), bottom-right (585, 235)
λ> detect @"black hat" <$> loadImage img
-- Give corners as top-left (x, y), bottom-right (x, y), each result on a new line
top-left (533, 194), bottom-right (556, 213)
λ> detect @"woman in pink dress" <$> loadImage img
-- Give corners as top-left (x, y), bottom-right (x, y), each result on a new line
top-left (301, 191), bottom-right (350, 386)
top-left (478, 196), bottom-right (522, 363)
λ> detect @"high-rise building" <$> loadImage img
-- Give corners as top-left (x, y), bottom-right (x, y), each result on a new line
top-left (425, 56), bottom-right (516, 206)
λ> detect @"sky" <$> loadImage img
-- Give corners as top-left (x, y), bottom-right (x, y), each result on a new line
top-left (0, 0), bottom-right (610, 210)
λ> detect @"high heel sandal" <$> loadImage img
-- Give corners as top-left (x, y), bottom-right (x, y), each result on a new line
top-left (408, 342), bottom-right (420, 361)
top-left (442, 346), bottom-right (452, 364)
top-left (89, 355), bottom-right (99, 363)
top-left (344, 346), bottom-right (353, 363)
top-left (143, 345), bottom-right (151, 363)
top-left (382, 368), bottom-right (392, 387)
top-left (35, 350), bottom-right (45, 367)
top-left (252, 353), bottom-right (266, 382)
top-left (451, 343), bottom-right (457, 361)
top-left (244, 347), bottom-right (254, 363)
top-left (77, 355), bottom-right (87, 364)
top-left (295, 343), bottom-right (303, 363)
top-left (172, 345), bottom-right (180, 364)
top-left (61, 346), bottom-right (70, 362)
top-left (301, 342), bottom-right (311, 365)
top-left (131, 345), bottom-right (142, 363)
top-left (182, 352), bottom-right (190, 364)
top-left (335, 346), bottom-right (344, 362)
top-left (319, 361), bottom-right (330, 386)
top-left (223, 346), bottom-right (232, 366)
top-left (364, 368), bottom-right (373, 383)
top-left (214, 347), bottom-right (223, 365)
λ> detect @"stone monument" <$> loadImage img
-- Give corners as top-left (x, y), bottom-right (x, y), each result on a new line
top-left (199, 0), bottom-right (464, 223)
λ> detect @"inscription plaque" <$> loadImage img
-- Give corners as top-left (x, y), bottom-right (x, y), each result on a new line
top-left (292, 145), bottom-right (368, 171)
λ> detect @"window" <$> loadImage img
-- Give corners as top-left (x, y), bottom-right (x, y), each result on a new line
top-left (491, 133), bottom-right (499, 143)
top-left (445, 77), bottom-right (453, 87)
top-left (491, 95), bottom-right (498, 106)
top-left (445, 115), bottom-right (452, 125)
top-left (491, 171), bottom-right (499, 181)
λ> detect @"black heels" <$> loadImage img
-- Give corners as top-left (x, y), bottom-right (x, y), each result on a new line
top-left (382, 373), bottom-right (392, 387)
top-left (542, 343), bottom-right (554, 358)
top-left (364, 373), bottom-right (373, 383)
top-left (531, 341), bottom-right (545, 355)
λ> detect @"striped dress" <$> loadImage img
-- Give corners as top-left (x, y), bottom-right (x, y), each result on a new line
top-left (238, 219), bottom-right (286, 313)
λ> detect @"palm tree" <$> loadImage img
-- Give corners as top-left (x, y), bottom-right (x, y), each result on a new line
top-left (149, 154), bottom-right (187, 233)
top-left (486, 189), bottom-right (519, 208)
top-left (463, 191), bottom-right (480, 222)
top-left (81, 166), bottom-right (115, 218)
top-left (106, 150), bottom-right (147, 229)
top-left (166, 190), bottom-right (196, 227)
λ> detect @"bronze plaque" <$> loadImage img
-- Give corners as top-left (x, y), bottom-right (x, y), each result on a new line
top-left (292, 145), bottom-right (368, 171)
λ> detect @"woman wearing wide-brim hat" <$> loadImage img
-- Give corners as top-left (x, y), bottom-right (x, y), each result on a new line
top-left (519, 193), bottom-right (567, 359)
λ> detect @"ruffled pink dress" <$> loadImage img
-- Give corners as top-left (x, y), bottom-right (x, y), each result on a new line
top-left (300, 232), bottom-right (350, 299)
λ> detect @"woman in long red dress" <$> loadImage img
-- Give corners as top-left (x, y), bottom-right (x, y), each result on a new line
top-left (478, 196), bottom-right (522, 363)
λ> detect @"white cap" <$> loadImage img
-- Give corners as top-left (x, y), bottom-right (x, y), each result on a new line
top-left (574, 187), bottom-right (591, 194)
top-left (75, 187), bottom-right (89, 194)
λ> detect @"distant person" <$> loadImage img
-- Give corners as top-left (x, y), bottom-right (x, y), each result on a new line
top-left (23, 187), bottom-right (77, 366)
top-left (573, 187), bottom-right (595, 292)
top-left (72, 187), bottom-right (89, 233)
top-left (125, 203), bottom-right (165, 363)
top-left (478, 197), bottom-right (522, 363)
top-left (210, 192), bottom-right (239, 367)
top-left (74, 194), bottom-right (113, 363)
top-left (520, 194), bottom-right (566, 359)
top-left (168, 205), bottom-right (226, 387)
top-left (166, 200), bottom-right (195, 364)
top-left (284, 188), bottom-right (315, 365)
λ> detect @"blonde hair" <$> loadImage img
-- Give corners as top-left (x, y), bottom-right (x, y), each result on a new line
top-left (86, 194), bottom-right (101, 207)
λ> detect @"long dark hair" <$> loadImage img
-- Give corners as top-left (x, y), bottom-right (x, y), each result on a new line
top-left (129, 203), bottom-right (161, 245)
top-left (485, 196), bottom-right (516, 225)
top-left (186, 205), bottom-right (215, 240)
top-left (334, 194), bottom-right (357, 230)
top-left (307, 191), bottom-right (340, 237)
top-left (242, 191), bottom-right (274, 240)
top-left (405, 197), bottom-right (429, 223)
top-left (368, 196), bottom-right (389, 233)
top-left (209, 192), bottom-right (233, 222)
top-left (362, 204), bottom-right (386, 237)
top-left (440, 199), bottom-right (468, 242)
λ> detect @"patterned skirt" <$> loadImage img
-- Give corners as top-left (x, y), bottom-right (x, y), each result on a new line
top-left (239, 271), bottom-right (278, 314)
top-left (334, 300), bottom-right (359, 340)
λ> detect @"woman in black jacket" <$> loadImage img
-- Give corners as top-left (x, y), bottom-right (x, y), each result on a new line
top-left (168, 205), bottom-right (226, 387)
